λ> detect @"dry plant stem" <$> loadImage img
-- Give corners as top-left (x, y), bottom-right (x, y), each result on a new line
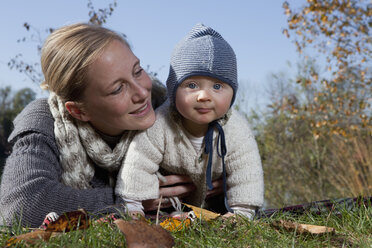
top-left (325, 135), bottom-right (371, 197)
top-left (156, 195), bottom-right (163, 225)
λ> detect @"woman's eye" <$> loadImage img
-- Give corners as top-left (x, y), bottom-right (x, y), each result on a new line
top-left (213, 83), bottom-right (222, 90)
top-left (111, 84), bottom-right (123, 95)
top-left (187, 82), bottom-right (197, 89)
top-left (134, 68), bottom-right (143, 77)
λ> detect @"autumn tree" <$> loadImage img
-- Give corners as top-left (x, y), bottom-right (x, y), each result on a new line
top-left (282, 0), bottom-right (371, 138)
top-left (254, 0), bottom-right (372, 207)
top-left (252, 63), bottom-right (371, 208)
top-left (8, 0), bottom-right (117, 85)
top-left (0, 87), bottom-right (13, 158)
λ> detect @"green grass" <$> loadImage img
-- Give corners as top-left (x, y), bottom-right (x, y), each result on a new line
top-left (1, 205), bottom-right (371, 247)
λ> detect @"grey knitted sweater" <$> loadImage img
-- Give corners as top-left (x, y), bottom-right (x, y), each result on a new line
top-left (0, 99), bottom-right (120, 228)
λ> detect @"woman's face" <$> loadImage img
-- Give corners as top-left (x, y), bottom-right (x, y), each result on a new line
top-left (80, 40), bottom-right (156, 136)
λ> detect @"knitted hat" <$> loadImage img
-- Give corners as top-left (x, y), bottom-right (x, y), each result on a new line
top-left (166, 23), bottom-right (238, 106)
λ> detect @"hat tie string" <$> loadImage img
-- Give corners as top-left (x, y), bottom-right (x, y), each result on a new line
top-left (204, 121), bottom-right (233, 212)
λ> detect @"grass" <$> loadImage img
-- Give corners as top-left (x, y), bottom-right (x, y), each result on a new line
top-left (1, 204), bottom-right (370, 247)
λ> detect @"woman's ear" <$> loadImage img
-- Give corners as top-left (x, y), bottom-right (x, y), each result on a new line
top-left (65, 101), bottom-right (90, 122)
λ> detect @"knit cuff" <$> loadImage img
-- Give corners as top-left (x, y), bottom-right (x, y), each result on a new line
top-left (231, 205), bottom-right (257, 220)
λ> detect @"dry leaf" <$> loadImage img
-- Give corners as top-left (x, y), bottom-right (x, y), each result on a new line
top-left (272, 220), bottom-right (335, 235)
top-left (183, 203), bottom-right (220, 221)
top-left (114, 219), bottom-right (174, 248)
top-left (5, 230), bottom-right (54, 246)
top-left (46, 208), bottom-right (90, 232)
top-left (5, 209), bottom-right (89, 246)
top-left (160, 218), bottom-right (191, 232)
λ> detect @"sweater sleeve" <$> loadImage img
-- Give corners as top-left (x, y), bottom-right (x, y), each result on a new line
top-left (0, 132), bottom-right (117, 228)
top-left (115, 118), bottom-right (165, 201)
top-left (225, 111), bottom-right (264, 209)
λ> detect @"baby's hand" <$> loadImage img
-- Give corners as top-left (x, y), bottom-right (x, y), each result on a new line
top-left (40, 212), bottom-right (59, 230)
top-left (45, 212), bottom-right (59, 222)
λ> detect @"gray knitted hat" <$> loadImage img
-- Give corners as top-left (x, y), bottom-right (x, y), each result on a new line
top-left (166, 23), bottom-right (238, 106)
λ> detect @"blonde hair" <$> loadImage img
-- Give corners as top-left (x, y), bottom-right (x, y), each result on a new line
top-left (41, 23), bottom-right (129, 103)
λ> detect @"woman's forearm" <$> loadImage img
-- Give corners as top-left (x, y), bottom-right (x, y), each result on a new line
top-left (0, 133), bottom-right (115, 227)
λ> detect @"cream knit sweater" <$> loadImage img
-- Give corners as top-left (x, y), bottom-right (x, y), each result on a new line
top-left (115, 101), bottom-right (264, 210)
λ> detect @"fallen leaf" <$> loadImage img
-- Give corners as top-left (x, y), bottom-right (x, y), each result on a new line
top-left (46, 208), bottom-right (90, 232)
top-left (272, 220), bottom-right (335, 235)
top-left (5, 209), bottom-right (89, 246)
top-left (5, 230), bottom-right (53, 246)
top-left (160, 218), bottom-right (191, 232)
top-left (114, 219), bottom-right (174, 248)
top-left (183, 203), bottom-right (220, 221)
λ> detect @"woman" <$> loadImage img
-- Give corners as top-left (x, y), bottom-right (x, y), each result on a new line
top-left (0, 23), bottom-right (221, 228)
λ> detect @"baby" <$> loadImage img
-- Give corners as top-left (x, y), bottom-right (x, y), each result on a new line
top-left (115, 23), bottom-right (264, 219)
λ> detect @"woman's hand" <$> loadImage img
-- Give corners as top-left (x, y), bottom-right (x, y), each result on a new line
top-left (143, 175), bottom-right (195, 211)
top-left (142, 175), bottom-right (224, 212)
top-left (206, 178), bottom-right (223, 199)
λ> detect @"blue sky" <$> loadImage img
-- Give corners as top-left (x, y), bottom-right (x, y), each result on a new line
top-left (0, 0), bottom-right (305, 109)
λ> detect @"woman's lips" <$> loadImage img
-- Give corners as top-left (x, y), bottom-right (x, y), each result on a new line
top-left (130, 101), bottom-right (151, 117)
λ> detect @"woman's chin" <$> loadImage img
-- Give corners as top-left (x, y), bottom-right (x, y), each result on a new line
top-left (134, 112), bottom-right (156, 130)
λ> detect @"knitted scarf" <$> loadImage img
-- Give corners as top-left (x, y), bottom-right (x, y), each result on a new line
top-left (48, 92), bottom-right (135, 189)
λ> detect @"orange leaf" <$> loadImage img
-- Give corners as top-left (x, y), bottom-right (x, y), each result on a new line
top-left (160, 218), bottom-right (191, 232)
top-left (183, 203), bottom-right (220, 221)
top-left (114, 219), bottom-right (174, 248)
top-left (6, 230), bottom-right (55, 246)
top-left (5, 209), bottom-right (89, 246)
top-left (46, 209), bottom-right (90, 232)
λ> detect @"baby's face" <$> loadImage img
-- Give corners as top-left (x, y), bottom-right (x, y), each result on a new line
top-left (175, 76), bottom-right (233, 135)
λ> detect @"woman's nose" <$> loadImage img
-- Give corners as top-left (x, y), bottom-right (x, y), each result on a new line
top-left (132, 80), bottom-right (150, 103)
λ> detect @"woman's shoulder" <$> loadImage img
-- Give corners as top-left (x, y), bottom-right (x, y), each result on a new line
top-left (19, 98), bottom-right (50, 114)
top-left (8, 98), bottom-right (55, 142)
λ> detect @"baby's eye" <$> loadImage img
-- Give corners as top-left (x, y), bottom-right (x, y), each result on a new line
top-left (187, 82), bottom-right (197, 89)
top-left (213, 83), bottom-right (222, 90)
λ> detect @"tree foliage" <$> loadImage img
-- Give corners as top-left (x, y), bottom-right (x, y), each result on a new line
top-left (7, 0), bottom-right (118, 85)
top-left (255, 70), bottom-right (371, 207)
top-left (254, 0), bottom-right (372, 207)
top-left (87, 0), bottom-right (117, 26)
top-left (282, 0), bottom-right (371, 138)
